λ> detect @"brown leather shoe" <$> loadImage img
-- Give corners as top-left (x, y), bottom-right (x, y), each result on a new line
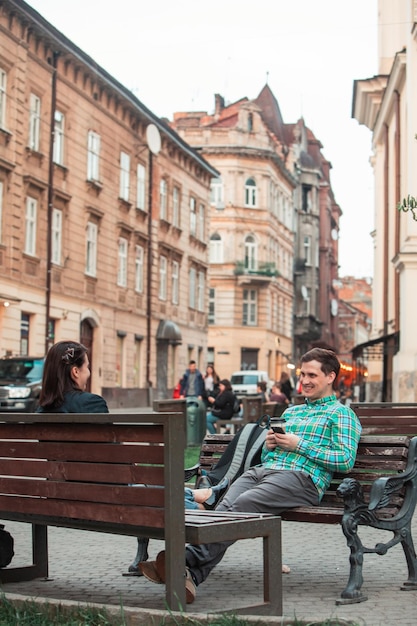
top-left (139, 560), bottom-right (163, 584)
top-left (185, 567), bottom-right (196, 603)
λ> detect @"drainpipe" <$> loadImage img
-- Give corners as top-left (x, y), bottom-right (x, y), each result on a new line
top-left (146, 149), bottom-right (153, 405)
top-left (45, 51), bottom-right (59, 356)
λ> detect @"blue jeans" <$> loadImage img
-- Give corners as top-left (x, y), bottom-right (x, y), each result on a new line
top-left (206, 411), bottom-right (218, 434)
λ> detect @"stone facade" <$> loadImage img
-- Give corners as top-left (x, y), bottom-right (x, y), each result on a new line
top-left (0, 1), bottom-right (217, 406)
top-left (352, 0), bottom-right (417, 401)
top-left (170, 87), bottom-right (342, 379)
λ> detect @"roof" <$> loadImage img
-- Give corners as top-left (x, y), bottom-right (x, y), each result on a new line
top-left (10, 0), bottom-right (218, 178)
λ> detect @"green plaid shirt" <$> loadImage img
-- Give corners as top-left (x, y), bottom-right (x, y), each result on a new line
top-left (261, 395), bottom-right (362, 499)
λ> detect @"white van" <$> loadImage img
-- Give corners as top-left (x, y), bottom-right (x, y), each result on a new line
top-left (230, 370), bottom-right (271, 396)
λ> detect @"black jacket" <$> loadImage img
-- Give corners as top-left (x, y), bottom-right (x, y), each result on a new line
top-left (209, 389), bottom-right (235, 419)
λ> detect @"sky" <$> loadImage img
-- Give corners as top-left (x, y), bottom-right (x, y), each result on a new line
top-left (27, 0), bottom-right (378, 278)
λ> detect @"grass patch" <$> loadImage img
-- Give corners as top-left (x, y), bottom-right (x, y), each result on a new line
top-left (0, 596), bottom-right (363, 625)
top-left (0, 596), bottom-right (124, 625)
top-left (185, 445), bottom-right (201, 470)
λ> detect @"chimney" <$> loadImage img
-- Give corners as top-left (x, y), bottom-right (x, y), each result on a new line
top-left (214, 93), bottom-right (225, 117)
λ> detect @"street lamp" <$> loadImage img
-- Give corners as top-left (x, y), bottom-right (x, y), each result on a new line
top-left (145, 124), bottom-right (161, 406)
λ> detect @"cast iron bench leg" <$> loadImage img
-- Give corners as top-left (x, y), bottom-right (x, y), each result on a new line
top-left (401, 525), bottom-right (417, 590)
top-left (336, 515), bottom-right (368, 604)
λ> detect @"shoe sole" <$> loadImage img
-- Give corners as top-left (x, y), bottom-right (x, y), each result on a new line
top-left (139, 561), bottom-right (163, 584)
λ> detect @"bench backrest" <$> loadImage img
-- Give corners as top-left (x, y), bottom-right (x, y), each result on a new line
top-left (352, 403), bottom-right (417, 438)
top-left (0, 412), bottom-right (185, 536)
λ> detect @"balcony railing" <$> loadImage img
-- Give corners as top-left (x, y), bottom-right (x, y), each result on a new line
top-left (234, 261), bottom-right (279, 277)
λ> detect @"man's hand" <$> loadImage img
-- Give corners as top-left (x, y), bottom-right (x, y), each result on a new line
top-left (265, 428), bottom-right (300, 451)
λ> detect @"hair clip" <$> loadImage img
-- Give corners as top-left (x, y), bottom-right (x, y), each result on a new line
top-left (62, 347), bottom-right (75, 363)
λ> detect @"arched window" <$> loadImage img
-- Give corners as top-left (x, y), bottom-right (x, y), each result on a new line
top-left (209, 233), bottom-right (224, 263)
top-left (244, 178), bottom-right (257, 207)
top-left (244, 234), bottom-right (257, 271)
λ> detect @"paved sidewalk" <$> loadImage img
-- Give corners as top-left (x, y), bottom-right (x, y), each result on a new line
top-left (1, 514), bottom-right (416, 625)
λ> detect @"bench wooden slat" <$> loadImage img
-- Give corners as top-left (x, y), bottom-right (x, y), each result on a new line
top-left (0, 441), bottom-right (164, 464)
top-left (0, 421), bottom-right (166, 442)
top-left (0, 478), bottom-right (165, 506)
top-left (0, 459), bottom-right (164, 484)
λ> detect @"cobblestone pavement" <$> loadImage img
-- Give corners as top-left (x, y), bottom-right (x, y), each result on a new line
top-left (1, 515), bottom-right (416, 626)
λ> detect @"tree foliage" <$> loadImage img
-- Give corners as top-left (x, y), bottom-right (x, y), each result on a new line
top-left (398, 195), bottom-right (417, 221)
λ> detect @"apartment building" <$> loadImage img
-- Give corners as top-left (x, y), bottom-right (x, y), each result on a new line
top-left (0, 0), bottom-right (218, 405)
top-left (171, 86), bottom-right (342, 379)
top-left (352, 0), bottom-right (417, 401)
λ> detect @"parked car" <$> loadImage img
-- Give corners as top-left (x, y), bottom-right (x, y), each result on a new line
top-left (230, 370), bottom-right (271, 397)
top-left (0, 356), bottom-right (44, 412)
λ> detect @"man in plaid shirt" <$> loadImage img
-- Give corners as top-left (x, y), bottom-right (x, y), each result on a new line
top-left (141, 347), bottom-right (362, 603)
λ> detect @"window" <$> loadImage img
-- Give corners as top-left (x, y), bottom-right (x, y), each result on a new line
top-left (244, 234), bottom-right (257, 271)
top-left (302, 185), bottom-right (312, 212)
top-left (51, 208), bottom-right (62, 265)
top-left (190, 197), bottom-right (196, 236)
top-left (117, 237), bottom-right (128, 287)
top-left (53, 110), bottom-right (64, 165)
top-left (0, 69), bottom-right (6, 129)
top-left (209, 233), bottom-right (223, 263)
top-left (119, 151), bottom-right (130, 201)
top-left (25, 197), bottom-right (37, 256)
top-left (172, 260), bottom-right (179, 305)
top-left (87, 131), bottom-right (100, 181)
top-left (135, 245), bottom-right (144, 293)
top-left (243, 289), bottom-right (257, 326)
top-left (0, 181), bottom-right (3, 242)
top-left (85, 221), bottom-right (97, 277)
top-left (29, 94), bottom-right (41, 151)
top-left (197, 270), bottom-right (205, 312)
top-left (189, 267), bottom-right (196, 308)
top-left (172, 186), bottom-right (180, 227)
top-left (208, 288), bottom-right (215, 325)
top-left (244, 178), bottom-right (257, 207)
top-left (304, 235), bottom-right (312, 265)
top-left (160, 179), bottom-right (167, 220)
top-left (248, 112), bottom-right (253, 132)
top-left (304, 287), bottom-right (311, 316)
top-left (210, 177), bottom-right (224, 209)
top-left (159, 255), bottom-right (167, 300)
top-left (198, 203), bottom-right (205, 240)
top-left (136, 163), bottom-right (146, 211)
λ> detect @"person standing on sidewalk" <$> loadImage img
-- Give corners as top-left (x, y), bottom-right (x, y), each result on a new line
top-left (179, 360), bottom-right (204, 400)
top-left (140, 347), bottom-right (362, 603)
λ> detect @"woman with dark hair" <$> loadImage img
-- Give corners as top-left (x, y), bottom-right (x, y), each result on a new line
top-left (37, 340), bottom-right (108, 413)
top-left (203, 364), bottom-right (220, 407)
top-left (206, 378), bottom-right (235, 434)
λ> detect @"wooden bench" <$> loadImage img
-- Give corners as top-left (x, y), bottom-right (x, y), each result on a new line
top-left (0, 412), bottom-right (282, 616)
top-left (198, 425), bottom-right (417, 604)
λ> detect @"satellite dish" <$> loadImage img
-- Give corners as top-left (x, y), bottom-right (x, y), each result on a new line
top-left (146, 124), bottom-right (161, 155)
top-left (301, 285), bottom-right (308, 300)
top-left (331, 299), bottom-right (338, 316)
top-left (331, 228), bottom-right (338, 241)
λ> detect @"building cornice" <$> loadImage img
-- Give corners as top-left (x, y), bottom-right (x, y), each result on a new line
top-left (5, 0), bottom-right (219, 179)
top-left (352, 74), bottom-right (389, 130)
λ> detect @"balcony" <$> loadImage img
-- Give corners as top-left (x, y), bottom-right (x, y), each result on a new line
top-left (234, 261), bottom-right (279, 277)
top-left (234, 261), bottom-right (279, 285)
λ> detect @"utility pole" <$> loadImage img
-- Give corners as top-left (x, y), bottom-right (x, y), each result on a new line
top-left (45, 51), bottom-right (59, 355)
